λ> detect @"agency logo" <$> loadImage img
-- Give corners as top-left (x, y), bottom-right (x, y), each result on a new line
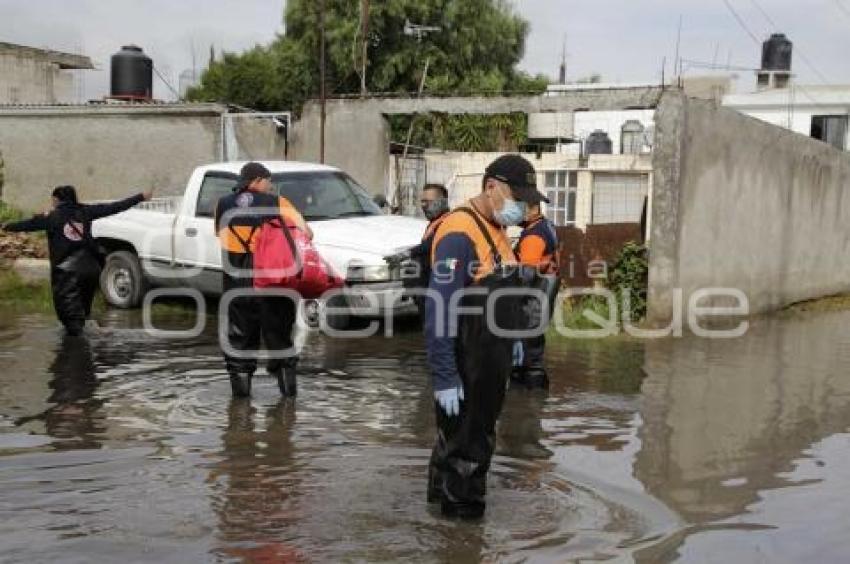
top-left (63, 221), bottom-right (85, 241)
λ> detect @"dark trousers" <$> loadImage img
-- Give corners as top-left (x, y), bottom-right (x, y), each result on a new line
top-left (428, 309), bottom-right (513, 516)
top-left (51, 267), bottom-right (99, 336)
top-left (222, 253), bottom-right (297, 376)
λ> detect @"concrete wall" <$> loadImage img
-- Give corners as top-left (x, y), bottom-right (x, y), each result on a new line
top-left (0, 105), bottom-right (285, 211)
top-left (291, 87), bottom-right (664, 197)
top-left (290, 102), bottom-right (390, 193)
top-left (647, 91), bottom-right (850, 325)
top-left (0, 53), bottom-right (76, 104)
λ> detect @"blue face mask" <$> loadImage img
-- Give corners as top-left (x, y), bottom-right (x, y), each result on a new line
top-left (493, 197), bottom-right (527, 226)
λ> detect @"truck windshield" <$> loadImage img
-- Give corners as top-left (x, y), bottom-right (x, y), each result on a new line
top-left (272, 172), bottom-right (381, 221)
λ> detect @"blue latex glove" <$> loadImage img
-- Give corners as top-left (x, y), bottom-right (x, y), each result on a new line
top-left (434, 386), bottom-right (465, 417)
top-left (512, 341), bottom-right (524, 367)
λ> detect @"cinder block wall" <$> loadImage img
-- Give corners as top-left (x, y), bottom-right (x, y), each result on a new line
top-left (0, 106), bottom-right (227, 211)
top-left (648, 91), bottom-right (850, 325)
top-left (0, 105), bottom-right (287, 212)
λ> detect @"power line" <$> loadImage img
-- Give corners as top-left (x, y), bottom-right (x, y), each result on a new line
top-left (748, 0), bottom-right (831, 85)
top-left (712, 0), bottom-right (841, 118)
top-left (748, 0), bottom-right (777, 28)
top-left (721, 0), bottom-right (759, 44)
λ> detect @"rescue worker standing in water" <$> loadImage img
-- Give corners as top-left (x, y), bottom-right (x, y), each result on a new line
top-left (215, 162), bottom-right (312, 399)
top-left (425, 154), bottom-right (546, 518)
top-left (512, 200), bottom-right (560, 389)
top-left (385, 183), bottom-right (451, 320)
top-left (1, 185), bottom-right (150, 336)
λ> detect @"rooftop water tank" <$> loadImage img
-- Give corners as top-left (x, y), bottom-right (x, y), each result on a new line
top-left (761, 33), bottom-right (792, 71)
top-left (111, 45), bottom-right (153, 100)
top-left (585, 130), bottom-right (613, 155)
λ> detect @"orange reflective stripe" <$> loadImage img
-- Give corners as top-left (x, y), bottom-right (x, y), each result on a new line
top-left (423, 214), bottom-right (447, 241)
top-left (218, 225), bottom-right (258, 253)
top-left (217, 195), bottom-right (306, 253)
top-left (279, 196), bottom-right (309, 232)
top-left (517, 234), bottom-right (547, 267)
top-left (431, 202), bottom-right (515, 281)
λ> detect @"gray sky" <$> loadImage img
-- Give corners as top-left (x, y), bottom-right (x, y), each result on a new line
top-left (1, 0), bottom-right (848, 102)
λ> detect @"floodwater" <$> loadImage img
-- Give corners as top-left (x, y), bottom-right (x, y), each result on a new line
top-left (1, 306), bottom-right (849, 563)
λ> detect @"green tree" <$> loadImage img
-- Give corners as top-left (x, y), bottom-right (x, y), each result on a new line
top-left (188, 0), bottom-right (548, 113)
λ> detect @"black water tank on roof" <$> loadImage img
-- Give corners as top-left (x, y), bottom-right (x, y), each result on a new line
top-left (761, 33), bottom-right (792, 71)
top-left (111, 45), bottom-right (153, 100)
top-left (585, 130), bottom-right (613, 155)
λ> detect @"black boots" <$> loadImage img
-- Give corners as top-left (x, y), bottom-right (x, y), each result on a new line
top-left (229, 372), bottom-right (253, 398)
top-left (510, 366), bottom-right (549, 390)
top-left (276, 366), bottom-right (297, 397)
top-left (229, 368), bottom-right (296, 398)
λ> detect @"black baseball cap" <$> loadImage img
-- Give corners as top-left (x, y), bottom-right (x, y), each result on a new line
top-left (484, 154), bottom-right (549, 204)
top-left (234, 162), bottom-right (272, 191)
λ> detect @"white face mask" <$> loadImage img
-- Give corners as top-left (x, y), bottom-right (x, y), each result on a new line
top-left (493, 197), bottom-right (527, 226)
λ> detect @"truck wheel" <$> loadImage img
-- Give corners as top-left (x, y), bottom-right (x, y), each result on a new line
top-left (100, 250), bottom-right (147, 309)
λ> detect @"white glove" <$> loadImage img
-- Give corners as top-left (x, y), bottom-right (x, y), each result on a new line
top-left (434, 386), bottom-right (465, 417)
top-left (512, 341), bottom-right (524, 367)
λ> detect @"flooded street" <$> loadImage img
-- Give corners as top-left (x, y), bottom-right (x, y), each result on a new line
top-left (1, 307), bottom-right (849, 563)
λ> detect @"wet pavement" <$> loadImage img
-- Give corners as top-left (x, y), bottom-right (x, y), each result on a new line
top-left (1, 306), bottom-right (849, 563)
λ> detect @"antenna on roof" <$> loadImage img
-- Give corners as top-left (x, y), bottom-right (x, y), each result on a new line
top-left (559, 34), bottom-right (567, 84)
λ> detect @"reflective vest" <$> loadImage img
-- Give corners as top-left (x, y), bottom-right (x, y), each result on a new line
top-left (216, 190), bottom-right (302, 254)
top-left (431, 201), bottom-right (517, 282)
top-left (516, 216), bottom-right (560, 275)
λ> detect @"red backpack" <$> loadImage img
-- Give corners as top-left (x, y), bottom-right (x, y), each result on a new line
top-left (253, 218), bottom-right (344, 298)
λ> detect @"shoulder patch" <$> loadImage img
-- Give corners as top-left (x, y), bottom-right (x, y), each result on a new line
top-left (63, 221), bottom-right (84, 241)
top-left (235, 191), bottom-right (254, 208)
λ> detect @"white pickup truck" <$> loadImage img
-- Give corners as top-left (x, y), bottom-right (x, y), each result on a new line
top-left (91, 161), bottom-right (426, 326)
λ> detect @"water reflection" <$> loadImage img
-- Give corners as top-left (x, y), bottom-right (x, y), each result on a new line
top-left (634, 310), bottom-right (850, 561)
top-left (15, 336), bottom-right (105, 449)
top-left (2, 305), bottom-right (850, 561)
top-left (211, 399), bottom-right (305, 562)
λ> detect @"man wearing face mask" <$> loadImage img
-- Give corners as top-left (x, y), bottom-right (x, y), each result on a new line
top-left (425, 154), bottom-right (544, 518)
top-left (385, 184), bottom-right (451, 319)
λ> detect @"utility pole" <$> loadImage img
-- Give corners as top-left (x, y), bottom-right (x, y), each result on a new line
top-left (319, 0), bottom-right (326, 163)
top-left (673, 15), bottom-right (683, 85)
top-left (360, 0), bottom-right (370, 96)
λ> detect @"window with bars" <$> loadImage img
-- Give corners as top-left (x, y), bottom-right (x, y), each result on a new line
top-left (543, 170), bottom-right (577, 226)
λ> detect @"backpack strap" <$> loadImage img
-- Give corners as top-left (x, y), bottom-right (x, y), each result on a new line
top-left (228, 224), bottom-right (257, 254)
top-left (272, 218), bottom-right (303, 279)
top-left (455, 206), bottom-right (503, 266)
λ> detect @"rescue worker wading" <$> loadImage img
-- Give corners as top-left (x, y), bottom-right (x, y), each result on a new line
top-left (425, 154), bottom-right (545, 518)
top-left (215, 162), bottom-right (312, 399)
top-left (1, 185), bottom-right (150, 336)
top-left (385, 183), bottom-right (450, 320)
top-left (512, 200), bottom-right (560, 389)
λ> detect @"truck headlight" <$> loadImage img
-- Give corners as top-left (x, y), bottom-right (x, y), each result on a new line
top-left (347, 264), bottom-right (397, 282)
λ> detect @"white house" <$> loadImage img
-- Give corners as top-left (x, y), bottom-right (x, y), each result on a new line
top-left (723, 85), bottom-right (850, 151)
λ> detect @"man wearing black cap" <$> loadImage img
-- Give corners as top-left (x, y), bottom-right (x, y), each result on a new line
top-left (214, 162), bottom-right (311, 398)
top-left (424, 154), bottom-right (545, 518)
